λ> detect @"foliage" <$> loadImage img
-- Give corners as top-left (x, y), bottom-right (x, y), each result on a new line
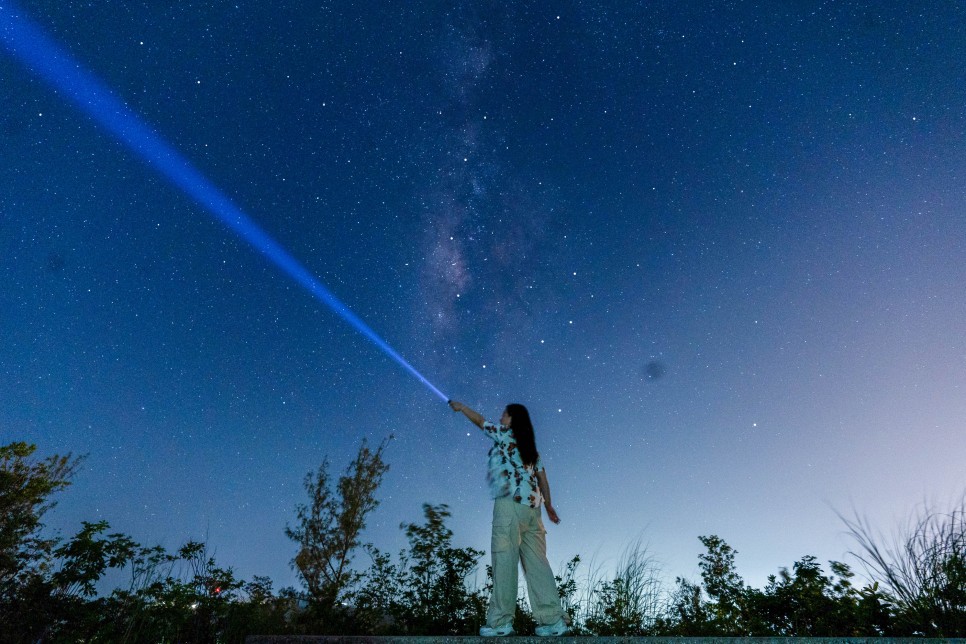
top-left (512, 593), bottom-right (537, 635)
top-left (657, 576), bottom-right (713, 635)
top-left (284, 436), bottom-right (390, 626)
top-left (350, 544), bottom-right (403, 633)
top-left (554, 554), bottom-right (581, 629)
top-left (843, 494), bottom-right (966, 636)
top-left (750, 556), bottom-right (893, 636)
top-left (397, 503), bottom-right (486, 634)
top-left (697, 534), bottom-right (749, 633)
top-left (6, 440), bottom-right (966, 639)
top-left (0, 443), bottom-right (82, 600)
top-left (655, 534), bottom-right (750, 635)
top-left (0, 442), bottom-right (290, 642)
top-left (657, 535), bottom-right (896, 637)
top-left (0, 442), bottom-right (84, 640)
top-left (584, 541), bottom-right (664, 635)
top-left (355, 503), bottom-right (487, 635)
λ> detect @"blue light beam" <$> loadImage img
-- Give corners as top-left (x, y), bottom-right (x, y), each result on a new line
top-left (1, 1), bottom-right (449, 403)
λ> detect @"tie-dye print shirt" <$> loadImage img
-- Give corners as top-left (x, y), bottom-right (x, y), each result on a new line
top-left (481, 421), bottom-right (544, 508)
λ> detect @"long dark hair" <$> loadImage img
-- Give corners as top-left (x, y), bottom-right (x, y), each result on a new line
top-left (506, 403), bottom-right (539, 468)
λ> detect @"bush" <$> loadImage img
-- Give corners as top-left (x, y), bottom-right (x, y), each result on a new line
top-left (355, 503), bottom-right (486, 635)
top-left (7, 439), bottom-right (964, 638)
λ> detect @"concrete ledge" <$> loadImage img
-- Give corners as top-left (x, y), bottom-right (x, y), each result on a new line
top-left (246, 638), bottom-right (966, 644)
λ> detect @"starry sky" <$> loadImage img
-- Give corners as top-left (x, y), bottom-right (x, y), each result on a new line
top-left (3, 1), bottom-right (965, 592)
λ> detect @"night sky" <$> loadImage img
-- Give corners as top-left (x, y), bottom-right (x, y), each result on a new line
top-left (3, 1), bottom-right (965, 593)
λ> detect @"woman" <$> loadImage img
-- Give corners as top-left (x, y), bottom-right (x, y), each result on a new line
top-left (449, 399), bottom-right (570, 637)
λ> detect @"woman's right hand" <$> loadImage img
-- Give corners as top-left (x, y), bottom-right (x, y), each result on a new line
top-left (450, 401), bottom-right (485, 428)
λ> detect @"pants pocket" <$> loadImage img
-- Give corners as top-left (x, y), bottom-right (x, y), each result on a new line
top-left (491, 499), bottom-right (515, 553)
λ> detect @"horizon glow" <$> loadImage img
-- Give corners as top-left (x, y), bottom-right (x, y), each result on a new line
top-left (0, 1), bottom-right (449, 403)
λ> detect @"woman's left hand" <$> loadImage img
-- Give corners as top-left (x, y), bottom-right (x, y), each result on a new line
top-left (545, 504), bottom-right (560, 524)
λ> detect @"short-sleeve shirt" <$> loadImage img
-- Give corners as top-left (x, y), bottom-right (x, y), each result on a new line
top-left (482, 421), bottom-right (544, 508)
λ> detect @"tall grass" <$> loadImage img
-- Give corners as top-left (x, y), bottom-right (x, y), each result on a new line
top-left (842, 493), bottom-right (966, 636)
top-left (576, 540), bottom-right (665, 635)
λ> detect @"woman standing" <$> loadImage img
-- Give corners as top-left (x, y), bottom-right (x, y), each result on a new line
top-left (449, 400), bottom-right (570, 637)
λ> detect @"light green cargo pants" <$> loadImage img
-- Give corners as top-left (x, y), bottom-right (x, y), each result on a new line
top-left (487, 496), bottom-right (567, 628)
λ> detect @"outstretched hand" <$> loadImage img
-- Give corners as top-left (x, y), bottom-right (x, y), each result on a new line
top-left (545, 504), bottom-right (560, 524)
top-left (449, 400), bottom-right (485, 428)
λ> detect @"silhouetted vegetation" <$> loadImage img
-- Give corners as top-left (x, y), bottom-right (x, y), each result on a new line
top-left (354, 503), bottom-right (487, 635)
top-left (842, 496), bottom-right (966, 637)
top-left (3, 440), bottom-right (965, 641)
top-left (284, 436), bottom-right (390, 632)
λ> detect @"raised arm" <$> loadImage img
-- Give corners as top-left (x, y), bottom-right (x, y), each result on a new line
top-left (448, 400), bottom-right (485, 429)
top-left (536, 470), bottom-right (560, 524)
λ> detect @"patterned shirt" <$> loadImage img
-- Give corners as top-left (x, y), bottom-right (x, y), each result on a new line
top-left (481, 421), bottom-right (544, 508)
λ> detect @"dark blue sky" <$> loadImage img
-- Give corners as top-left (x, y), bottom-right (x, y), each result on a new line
top-left (3, 1), bottom-right (965, 591)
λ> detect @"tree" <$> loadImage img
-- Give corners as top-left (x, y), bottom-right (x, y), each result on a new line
top-left (354, 503), bottom-right (487, 635)
top-left (392, 503), bottom-right (486, 635)
top-left (658, 576), bottom-right (713, 635)
top-left (697, 534), bottom-right (749, 634)
top-left (752, 556), bottom-right (891, 636)
top-left (285, 436), bottom-right (391, 623)
top-left (0, 443), bottom-right (82, 596)
top-left (656, 535), bottom-right (758, 636)
top-left (657, 536), bottom-right (894, 637)
top-left (75, 538), bottom-right (249, 643)
top-left (0, 442), bottom-right (292, 642)
top-left (51, 521), bottom-right (139, 599)
top-left (0, 442), bottom-right (83, 638)
top-left (351, 545), bottom-right (403, 634)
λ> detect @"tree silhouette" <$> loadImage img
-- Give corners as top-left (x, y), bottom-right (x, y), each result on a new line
top-left (285, 436), bottom-right (390, 625)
